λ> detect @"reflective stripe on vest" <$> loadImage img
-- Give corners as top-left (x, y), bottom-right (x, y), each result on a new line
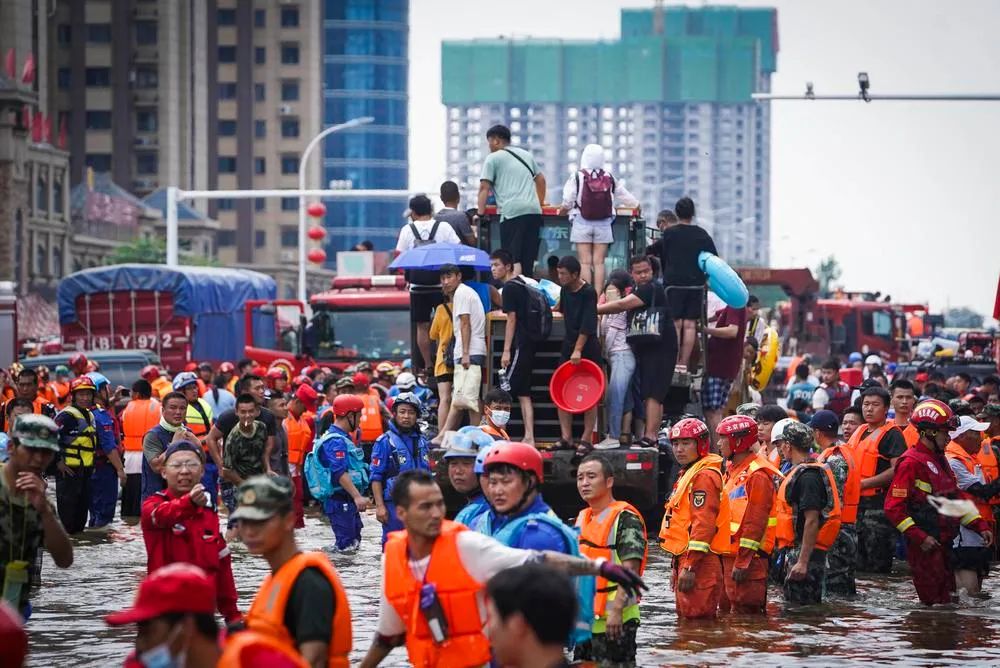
top-left (121, 399), bottom-right (161, 452)
top-left (978, 438), bottom-right (999, 483)
top-left (946, 442), bottom-right (994, 523)
top-left (658, 454), bottom-right (732, 556)
top-left (383, 521), bottom-right (491, 668)
top-left (848, 424), bottom-right (900, 496)
top-left (359, 392), bottom-right (382, 443)
top-left (575, 501), bottom-right (647, 627)
top-left (60, 405), bottom-right (97, 468)
top-left (723, 454), bottom-right (782, 554)
top-left (284, 414), bottom-right (311, 467)
top-left (775, 462), bottom-right (842, 551)
top-left (818, 444), bottom-right (861, 525)
top-left (185, 399), bottom-right (212, 443)
top-left (245, 551), bottom-right (352, 668)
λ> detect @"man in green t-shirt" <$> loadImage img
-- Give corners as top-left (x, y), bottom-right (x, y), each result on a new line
top-left (476, 124), bottom-right (546, 277)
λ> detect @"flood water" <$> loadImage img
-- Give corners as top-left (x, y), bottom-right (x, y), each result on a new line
top-left (26, 508), bottom-right (1000, 667)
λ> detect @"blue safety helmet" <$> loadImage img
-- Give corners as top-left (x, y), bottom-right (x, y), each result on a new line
top-left (473, 446), bottom-right (493, 475)
top-left (442, 432), bottom-right (478, 460)
top-left (462, 427), bottom-right (495, 450)
top-left (172, 371), bottom-right (199, 391)
top-left (402, 358), bottom-right (412, 370)
top-left (848, 352), bottom-right (863, 364)
top-left (86, 372), bottom-right (110, 391)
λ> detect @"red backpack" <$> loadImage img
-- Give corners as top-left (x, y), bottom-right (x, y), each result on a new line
top-left (576, 169), bottom-right (615, 220)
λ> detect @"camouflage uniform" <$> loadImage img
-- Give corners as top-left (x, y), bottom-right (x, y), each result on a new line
top-left (822, 449), bottom-right (857, 597)
top-left (858, 507), bottom-right (898, 573)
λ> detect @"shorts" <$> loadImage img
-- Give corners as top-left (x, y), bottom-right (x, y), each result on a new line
top-left (499, 213), bottom-right (543, 277)
top-left (666, 285), bottom-right (703, 321)
top-left (703, 376), bottom-right (735, 411)
top-left (634, 340), bottom-right (678, 404)
top-left (409, 289), bottom-right (443, 323)
top-left (953, 546), bottom-right (991, 578)
top-left (561, 338), bottom-right (602, 367)
top-left (435, 373), bottom-right (454, 384)
top-left (505, 340), bottom-right (537, 398)
top-left (570, 217), bottom-right (614, 244)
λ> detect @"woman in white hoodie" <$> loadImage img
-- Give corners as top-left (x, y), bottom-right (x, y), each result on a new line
top-left (559, 143), bottom-right (639, 291)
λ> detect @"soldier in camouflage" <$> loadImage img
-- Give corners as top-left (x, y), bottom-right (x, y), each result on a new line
top-left (811, 410), bottom-right (858, 598)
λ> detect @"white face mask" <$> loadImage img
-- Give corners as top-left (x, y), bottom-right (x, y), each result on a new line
top-left (139, 624), bottom-right (185, 668)
top-left (491, 410), bottom-right (511, 427)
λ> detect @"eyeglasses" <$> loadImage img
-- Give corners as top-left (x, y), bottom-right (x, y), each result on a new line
top-left (165, 461), bottom-right (201, 471)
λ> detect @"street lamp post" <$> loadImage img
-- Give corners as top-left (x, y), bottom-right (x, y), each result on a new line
top-left (297, 116), bottom-right (375, 303)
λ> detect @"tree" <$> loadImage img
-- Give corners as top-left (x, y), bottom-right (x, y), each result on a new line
top-left (106, 237), bottom-right (217, 266)
top-left (814, 255), bottom-right (842, 296)
top-left (944, 307), bottom-right (984, 330)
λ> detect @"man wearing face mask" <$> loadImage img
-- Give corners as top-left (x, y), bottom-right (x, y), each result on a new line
top-left (480, 388), bottom-right (512, 440)
top-left (105, 563), bottom-right (223, 668)
top-left (315, 394), bottom-right (371, 552)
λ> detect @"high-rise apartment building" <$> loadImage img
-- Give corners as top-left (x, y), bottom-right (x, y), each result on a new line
top-left (442, 6), bottom-right (778, 266)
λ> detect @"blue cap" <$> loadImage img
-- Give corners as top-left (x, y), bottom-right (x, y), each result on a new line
top-left (809, 409), bottom-right (840, 434)
top-left (848, 352), bottom-right (863, 363)
top-left (86, 371), bottom-right (110, 390)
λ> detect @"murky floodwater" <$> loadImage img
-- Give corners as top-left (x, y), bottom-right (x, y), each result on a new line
top-left (26, 507), bottom-right (1000, 667)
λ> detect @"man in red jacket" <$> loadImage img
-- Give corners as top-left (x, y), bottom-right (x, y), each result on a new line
top-left (140, 440), bottom-right (241, 623)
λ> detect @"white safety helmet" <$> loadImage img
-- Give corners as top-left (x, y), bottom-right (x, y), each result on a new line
top-left (395, 372), bottom-right (417, 391)
top-left (770, 417), bottom-right (796, 444)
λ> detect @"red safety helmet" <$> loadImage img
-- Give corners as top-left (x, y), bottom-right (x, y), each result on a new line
top-left (183, 362), bottom-right (198, 372)
top-left (716, 415), bottom-right (759, 455)
top-left (292, 374), bottom-right (310, 388)
top-left (266, 367), bottom-right (288, 381)
top-left (218, 362), bottom-right (235, 374)
top-left (483, 442), bottom-right (544, 482)
top-left (69, 376), bottom-right (97, 394)
top-left (251, 365), bottom-right (269, 377)
top-left (670, 417), bottom-right (711, 457)
top-left (68, 353), bottom-right (88, 373)
top-left (352, 372), bottom-right (369, 389)
top-left (140, 365), bottom-right (160, 382)
top-left (910, 399), bottom-right (959, 431)
top-left (332, 394), bottom-right (365, 417)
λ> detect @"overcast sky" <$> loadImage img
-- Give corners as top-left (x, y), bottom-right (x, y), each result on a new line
top-left (408, 0), bottom-right (1000, 319)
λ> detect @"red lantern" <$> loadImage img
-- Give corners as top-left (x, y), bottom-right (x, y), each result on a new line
top-left (307, 248), bottom-right (327, 264)
top-left (307, 225), bottom-right (326, 241)
top-left (307, 202), bottom-right (327, 218)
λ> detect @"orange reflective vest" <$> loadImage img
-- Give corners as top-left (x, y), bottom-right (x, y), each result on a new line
top-left (847, 423), bottom-right (901, 497)
top-left (245, 551), bottom-right (352, 668)
top-left (575, 501), bottom-right (648, 619)
top-left (184, 398), bottom-right (213, 443)
top-left (946, 441), bottom-right (994, 523)
top-left (383, 521), bottom-right (491, 668)
top-left (121, 399), bottom-right (161, 452)
top-left (659, 454), bottom-right (732, 556)
top-left (284, 413), bottom-right (312, 467)
top-left (775, 462), bottom-right (842, 551)
top-left (358, 390), bottom-right (383, 443)
top-left (219, 629), bottom-right (309, 668)
top-left (49, 381), bottom-right (70, 409)
top-left (722, 454), bottom-right (782, 555)
top-left (151, 377), bottom-right (172, 399)
top-left (817, 444), bottom-right (861, 525)
top-left (898, 423), bottom-right (920, 448)
top-left (481, 424), bottom-right (510, 441)
top-left (978, 437), bottom-right (999, 483)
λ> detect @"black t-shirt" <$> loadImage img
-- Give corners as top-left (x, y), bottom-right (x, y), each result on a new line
top-left (788, 467), bottom-right (828, 547)
top-left (317, 409), bottom-right (334, 436)
top-left (216, 406), bottom-right (277, 439)
top-left (501, 278), bottom-right (532, 344)
top-left (859, 426), bottom-right (908, 509)
top-left (627, 282), bottom-right (671, 338)
top-left (559, 282), bottom-right (598, 341)
top-left (659, 224), bottom-right (717, 285)
top-left (284, 566), bottom-right (334, 645)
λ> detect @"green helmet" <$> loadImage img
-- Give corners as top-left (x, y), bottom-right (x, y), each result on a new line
top-left (230, 475), bottom-right (294, 522)
top-left (11, 414), bottom-right (60, 452)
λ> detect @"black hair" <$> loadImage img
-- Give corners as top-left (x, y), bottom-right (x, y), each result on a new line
top-left (984, 375), bottom-right (1000, 388)
top-left (656, 209), bottom-right (677, 225)
top-left (889, 379), bottom-right (915, 395)
top-left (236, 393), bottom-right (258, 407)
top-left (861, 386), bottom-right (890, 406)
top-left (409, 194), bottom-right (433, 217)
top-left (485, 388), bottom-right (513, 406)
top-left (238, 374), bottom-right (263, 395)
top-left (159, 612), bottom-right (219, 639)
top-left (744, 336), bottom-right (760, 352)
top-left (629, 255), bottom-right (652, 270)
top-left (236, 358), bottom-right (254, 371)
top-left (16, 368), bottom-right (37, 382)
top-left (546, 255), bottom-right (559, 269)
top-left (356, 240), bottom-right (375, 251)
top-left (605, 269), bottom-right (633, 295)
top-left (440, 180), bottom-right (460, 204)
top-left (821, 358), bottom-right (841, 371)
top-left (922, 382), bottom-right (943, 400)
top-left (490, 249), bottom-right (514, 269)
top-left (843, 405), bottom-right (864, 419)
top-left (580, 452), bottom-right (614, 478)
top-left (486, 564), bottom-right (577, 646)
top-left (747, 294), bottom-right (760, 307)
top-left (438, 263), bottom-right (461, 277)
top-left (757, 405), bottom-right (789, 423)
top-left (161, 391), bottom-right (187, 408)
top-left (928, 372), bottom-right (947, 383)
top-left (486, 124), bottom-right (511, 142)
top-left (132, 379), bottom-right (152, 399)
top-left (556, 255), bottom-right (581, 275)
top-left (391, 469), bottom-right (437, 508)
top-left (789, 398), bottom-right (811, 412)
top-left (957, 372), bottom-right (972, 384)
top-left (674, 196), bottom-right (695, 220)
top-left (794, 363), bottom-right (810, 380)
top-left (8, 398), bottom-right (33, 412)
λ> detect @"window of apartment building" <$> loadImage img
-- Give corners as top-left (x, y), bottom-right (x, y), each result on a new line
top-left (254, 157), bottom-right (267, 174)
top-left (85, 67), bottom-right (111, 87)
top-left (218, 199), bottom-right (234, 211)
top-left (281, 197), bottom-right (297, 211)
top-left (218, 156), bottom-right (237, 173)
top-left (86, 154), bottom-right (112, 171)
top-left (86, 24), bottom-right (112, 43)
top-left (135, 66), bottom-right (158, 88)
top-left (281, 119), bottom-right (299, 138)
top-left (255, 120), bottom-right (267, 138)
top-left (135, 21), bottom-right (158, 45)
top-left (280, 43), bottom-right (300, 64)
top-left (137, 109), bottom-right (157, 132)
top-left (255, 231), bottom-right (266, 248)
top-left (280, 155), bottom-right (297, 174)
top-left (280, 227), bottom-right (298, 247)
top-left (57, 24), bottom-right (72, 45)
top-left (57, 68), bottom-right (71, 90)
top-left (281, 6), bottom-right (299, 27)
top-left (35, 172), bottom-right (47, 211)
top-left (136, 152), bottom-right (158, 175)
top-left (53, 176), bottom-right (64, 214)
top-left (255, 198), bottom-right (266, 212)
top-left (217, 9), bottom-right (236, 26)
top-left (218, 82), bottom-right (237, 99)
top-left (218, 46), bottom-right (236, 63)
top-left (254, 84), bottom-right (266, 102)
top-left (254, 9), bottom-right (266, 27)
top-left (218, 119), bottom-right (237, 136)
top-left (85, 111), bottom-right (112, 130)
top-left (281, 80), bottom-right (300, 101)
top-left (217, 231), bottom-right (236, 247)
top-left (255, 47), bottom-right (266, 65)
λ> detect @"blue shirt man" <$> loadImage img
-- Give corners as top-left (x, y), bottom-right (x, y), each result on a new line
top-left (370, 394), bottom-right (430, 545)
top-left (85, 373), bottom-right (125, 529)
top-left (317, 422), bottom-right (369, 551)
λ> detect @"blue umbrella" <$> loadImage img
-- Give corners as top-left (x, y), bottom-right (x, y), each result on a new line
top-left (389, 242), bottom-right (491, 271)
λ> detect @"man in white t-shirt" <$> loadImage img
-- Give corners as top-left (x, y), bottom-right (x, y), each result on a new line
top-left (358, 470), bottom-right (645, 668)
top-left (437, 264), bottom-right (487, 437)
top-left (396, 194), bottom-right (462, 373)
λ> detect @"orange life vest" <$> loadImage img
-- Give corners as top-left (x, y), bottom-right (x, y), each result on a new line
top-left (151, 377), bottom-right (172, 399)
top-left (659, 454), bottom-right (732, 556)
top-left (898, 423), bottom-right (920, 448)
top-left (245, 551), bottom-right (352, 668)
top-left (575, 501), bottom-right (648, 618)
top-left (775, 462), bottom-right (842, 551)
top-left (817, 444), bottom-right (861, 525)
top-left (481, 424), bottom-right (510, 441)
top-left (284, 413), bottom-right (312, 467)
top-left (946, 441), bottom-right (994, 523)
top-left (383, 521), bottom-right (491, 668)
top-left (358, 390), bottom-right (383, 443)
top-left (121, 399), bottom-right (162, 452)
top-left (722, 453), bottom-right (782, 555)
top-left (49, 381), bottom-right (70, 409)
top-left (218, 629), bottom-right (309, 668)
top-left (847, 423), bottom-right (901, 497)
top-left (978, 437), bottom-right (999, 484)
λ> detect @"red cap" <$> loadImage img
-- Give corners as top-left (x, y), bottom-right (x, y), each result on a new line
top-left (105, 564), bottom-right (216, 626)
top-left (0, 602), bottom-right (27, 668)
top-left (184, 362), bottom-right (198, 372)
top-left (915, 372), bottom-right (929, 382)
top-left (295, 383), bottom-right (318, 411)
top-left (352, 372), bottom-right (369, 389)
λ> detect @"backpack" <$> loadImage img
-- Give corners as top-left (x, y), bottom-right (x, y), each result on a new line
top-left (405, 221), bottom-right (442, 286)
top-left (512, 277), bottom-right (552, 342)
top-left (305, 430), bottom-right (371, 502)
top-left (576, 169), bottom-right (615, 220)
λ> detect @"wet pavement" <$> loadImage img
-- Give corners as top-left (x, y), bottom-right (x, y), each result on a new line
top-left (26, 508), bottom-right (1000, 667)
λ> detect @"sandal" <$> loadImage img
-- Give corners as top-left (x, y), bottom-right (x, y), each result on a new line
top-left (573, 440), bottom-right (594, 458)
top-left (554, 439), bottom-right (574, 451)
top-left (633, 437), bottom-right (656, 449)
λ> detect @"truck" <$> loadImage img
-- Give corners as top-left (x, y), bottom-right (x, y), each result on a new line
top-left (57, 263), bottom-right (277, 372)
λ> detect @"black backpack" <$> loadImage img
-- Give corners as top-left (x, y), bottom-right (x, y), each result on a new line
top-left (513, 277), bottom-right (552, 342)
top-left (406, 221), bottom-right (442, 285)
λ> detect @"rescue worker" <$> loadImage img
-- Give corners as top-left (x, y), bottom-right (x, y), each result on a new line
top-left (1, 368), bottom-right (55, 431)
top-left (232, 475), bottom-right (353, 668)
top-left (454, 438), bottom-right (493, 528)
top-left (574, 453), bottom-right (647, 666)
top-left (717, 415), bottom-right (782, 613)
top-left (143, 365), bottom-right (171, 400)
top-left (370, 392), bottom-right (430, 545)
top-left (173, 371), bottom-right (221, 509)
top-left (315, 394), bottom-right (370, 552)
top-left (85, 372), bottom-right (127, 530)
top-left (812, 409), bottom-right (861, 597)
top-left (359, 469), bottom-right (645, 668)
top-left (286, 383), bottom-right (318, 528)
top-left (755, 404), bottom-right (788, 467)
top-left (373, 361), bottom-right (397, 400)
top-left (49, 365), bottom-right (72, 409)
top-left (120, 379), bottom-right (161, 519)
top-left (890, 379), bottom-right (920, 447)
top-left (444, 433), bottom-right (486, 527)
top-left (848, 386), bottom-right (907, 573)
top-left (140, 441), bottom-right (240, 623)
top-left (2, 414), bottom-right (74, 619)
top-left (841, 406), bottom-right (864, 441)
top-left (659, 418), bottom-right (731, 619)
top-left (774, 420), bottom-right (841, 604)
top-left (355, 373), bottom-right (388, 456)
top-left (68, 352), bottom-right (89, 377)
top-left (884, 400), bottom-right (994, 605)
top-left (141, 392), bottom-right (192, 502)
top-left (480, 388), bottom-right (513, 440)
top-left (53, 376), bottom-right (100, 534)
top-left (218, 361), bottom-right (238, 394)
top-left (266, 367), bottom-right (289, 393)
